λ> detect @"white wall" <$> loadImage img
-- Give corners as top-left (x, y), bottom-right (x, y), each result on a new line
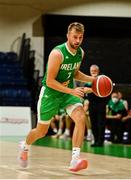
top-left (0, 1), bottom-right (131, 76)
top-left (0, 5), bottom-right (44, 75)
top-left (51, 1), bottom-right (131, 17)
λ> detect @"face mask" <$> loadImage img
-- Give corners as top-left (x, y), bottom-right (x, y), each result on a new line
top-left (112, 97), bottom-right (119, 104)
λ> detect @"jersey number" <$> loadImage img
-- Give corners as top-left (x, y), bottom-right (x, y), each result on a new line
top-left (67, 72), bottom-right (71, 79)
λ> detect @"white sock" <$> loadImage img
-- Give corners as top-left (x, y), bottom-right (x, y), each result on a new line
top-left (53, 128), bottom-right (57, 133)
top-left (72, 147), bottom-right (80, 159)
top-left (64, 129), bottom-right (70, 136)
top-left (21, 141), bottom-right (30, 151)
top-left (57, 128), bottom-right (62, 135)
top-left (70, 147), bottom-right (80, 167)
top-left (87, 129), bottom-right (92, 136)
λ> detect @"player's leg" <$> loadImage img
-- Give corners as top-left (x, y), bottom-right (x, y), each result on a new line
top-left (18, 86), bottom-right (59, 168)
top-left (18, 121), bottom-right (51, 168)
top-left (66, 104), bottom-right (88, 172)
top-left (69, 105), bottom-right (86, 147)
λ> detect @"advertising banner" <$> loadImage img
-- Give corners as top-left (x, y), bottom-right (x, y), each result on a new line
top-left (0, 106), bottom-right (31, 136)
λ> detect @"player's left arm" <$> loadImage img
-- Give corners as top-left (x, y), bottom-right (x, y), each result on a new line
top-left (74, 49), bottom-right (94, 83)
top-left (74, 70), bottom-right (93, 94)
top-left (74, 70), bottom-right (94, 83)
top-left (73, 49), bottom-right (94, 93)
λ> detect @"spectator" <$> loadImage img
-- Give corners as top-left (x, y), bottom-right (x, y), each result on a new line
top-left (118, 91), bottom-right (128, 111)
top-left (106, 92), bottom-right (127, 143)
top-left (122, 109), bottom-right (131, 144)
top-left (83, 98), bottom-right (93, 141)
top-left (85, 65), bottom-right (108, 147)
top-left (46, 114), bottom-right (60, 136)
top-left (52, 110), bottom-right (72, 139)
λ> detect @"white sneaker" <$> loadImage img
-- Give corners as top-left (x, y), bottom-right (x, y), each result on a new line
top-left (51, 133), bottom-right (62, 138)
top-left (69, 157), bottom-right (88, 172)
top-left (86, 134), bottom-right (93, 141)
top-left (17, 141), bottom-right (28, 168)
top-left (59, 133), bottom-right (70, 139)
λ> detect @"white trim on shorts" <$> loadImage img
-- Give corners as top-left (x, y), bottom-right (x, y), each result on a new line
top-left (38, 119), bottom-right (52, 125)
top-left (66, 103), bottom-right (83, 116)
top-left (37, 86), bottom-right (52, 125)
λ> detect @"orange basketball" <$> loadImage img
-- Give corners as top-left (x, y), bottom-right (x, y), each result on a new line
top-left (92, 75), bottom-right (113, 97)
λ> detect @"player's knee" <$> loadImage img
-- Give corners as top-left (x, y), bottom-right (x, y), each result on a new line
top-left (76, 114), bottom-right (86, 127)
top-left (81, 114), bottom-right (87, 125)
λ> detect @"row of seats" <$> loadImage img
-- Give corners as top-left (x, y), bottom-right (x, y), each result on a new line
top-left (0, 51), bottom-right (32, 106)
top-left (0, 52), bottom-right (18, 62)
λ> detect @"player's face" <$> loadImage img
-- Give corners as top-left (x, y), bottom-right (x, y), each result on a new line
top-left (67, 29), bottom-right (84, 50)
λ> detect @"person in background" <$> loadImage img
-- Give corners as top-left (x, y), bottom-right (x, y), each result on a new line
top-left (85, 65), bottom-right (108, 147)
top-left (46, 115), bottom-right (59, 136)
top-left (83, 98), bottom-right (93, 141)
top-left (59, 115), bottom-right (72, 139)
top-left (118, 91), bottom-right (128, 111)
top-left (52, 110), bottom-right (72, 139)
top-left (48, 109), bottom-right (66, 136)
top-left (106, 92), bottom-right (127, 143)
top-left (121, 109), bottom-right (131, 144)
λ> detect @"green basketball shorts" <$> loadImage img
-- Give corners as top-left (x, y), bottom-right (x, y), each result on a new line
top-left (37, 86), bottom-right (83, 124)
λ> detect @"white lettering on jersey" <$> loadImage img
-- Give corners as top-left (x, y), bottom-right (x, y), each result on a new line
top-left (60, 62), bottom-right (81, 71)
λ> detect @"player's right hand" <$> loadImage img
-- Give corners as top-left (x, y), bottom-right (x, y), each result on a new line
top-left (70, 87), bottom-right (85, 98)
top-left (83, 87), bottom-right (93, 94)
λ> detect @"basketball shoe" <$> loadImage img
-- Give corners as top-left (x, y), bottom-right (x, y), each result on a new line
top-left (17, 141), bottom-right (28, 168)
top-left (69, 157), bottom-right (88, 172)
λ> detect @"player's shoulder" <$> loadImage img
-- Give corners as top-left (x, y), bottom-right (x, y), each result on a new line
top-left (50, 43), bottom-right (65, 58)
top-left (79, 47), bottom-right (84, 58)
top-left (54, 43), bottom-right (66, 53)
top-left (49, 48), bottom-right (63, 60)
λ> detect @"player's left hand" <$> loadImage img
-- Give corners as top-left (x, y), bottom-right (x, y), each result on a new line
top-left (83, 87), bottom-right (93, 94)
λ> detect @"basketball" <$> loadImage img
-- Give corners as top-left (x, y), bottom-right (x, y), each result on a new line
top-left (92, 75), bottom-right (113, 97)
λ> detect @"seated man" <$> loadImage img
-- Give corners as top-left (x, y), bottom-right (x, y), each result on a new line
top-left (122, 109), bottom-right (131, 144)
top-left (106, 92), bottom-right (127, 143)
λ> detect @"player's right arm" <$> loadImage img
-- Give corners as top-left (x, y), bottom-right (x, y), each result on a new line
top-left (46, 49), bottom-right (84, 98)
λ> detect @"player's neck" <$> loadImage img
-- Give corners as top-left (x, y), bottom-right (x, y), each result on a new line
top-left (66, 42), bottom-right (77, 55)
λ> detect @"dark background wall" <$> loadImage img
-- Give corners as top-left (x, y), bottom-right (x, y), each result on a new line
top-left (43, 14), bottom-right (131, 84)
top-left (42, 14), bottom-right (131, 107)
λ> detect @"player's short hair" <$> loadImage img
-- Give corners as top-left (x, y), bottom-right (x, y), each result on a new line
top-left (67, 22), bottom-right (84, 33)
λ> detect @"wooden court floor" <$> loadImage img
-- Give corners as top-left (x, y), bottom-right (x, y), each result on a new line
top-left (0, 138), bottom-right (131, 179)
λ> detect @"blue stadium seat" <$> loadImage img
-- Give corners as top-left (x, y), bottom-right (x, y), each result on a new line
top-left (0, 51), bottom-right (32, 107)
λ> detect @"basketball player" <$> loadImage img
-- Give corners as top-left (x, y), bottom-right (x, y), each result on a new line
top-left (18, 22), bottom-right (94, 172)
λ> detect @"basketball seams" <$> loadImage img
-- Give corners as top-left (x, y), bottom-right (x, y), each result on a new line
top-left (104, 75), bottom-right (113, 95)
top-left (96, 75), bottom-right (103, 97)
top-left (103, 75), bottom-right (113, 96)
top-left (92, 75), bottom-right (113, 97)
top-left (102, 76), bottom-right (109, 96)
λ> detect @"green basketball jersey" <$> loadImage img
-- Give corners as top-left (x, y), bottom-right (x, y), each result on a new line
top-left (107, 99), bottom-right (125, 113)
top-left (42, 43), bottom-right (83, 95)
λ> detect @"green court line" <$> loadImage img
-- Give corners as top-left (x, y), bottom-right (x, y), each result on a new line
top-left (1, 136), bottom-right (131, 158)
top-left (34, 136), bottom-right (131, 159)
